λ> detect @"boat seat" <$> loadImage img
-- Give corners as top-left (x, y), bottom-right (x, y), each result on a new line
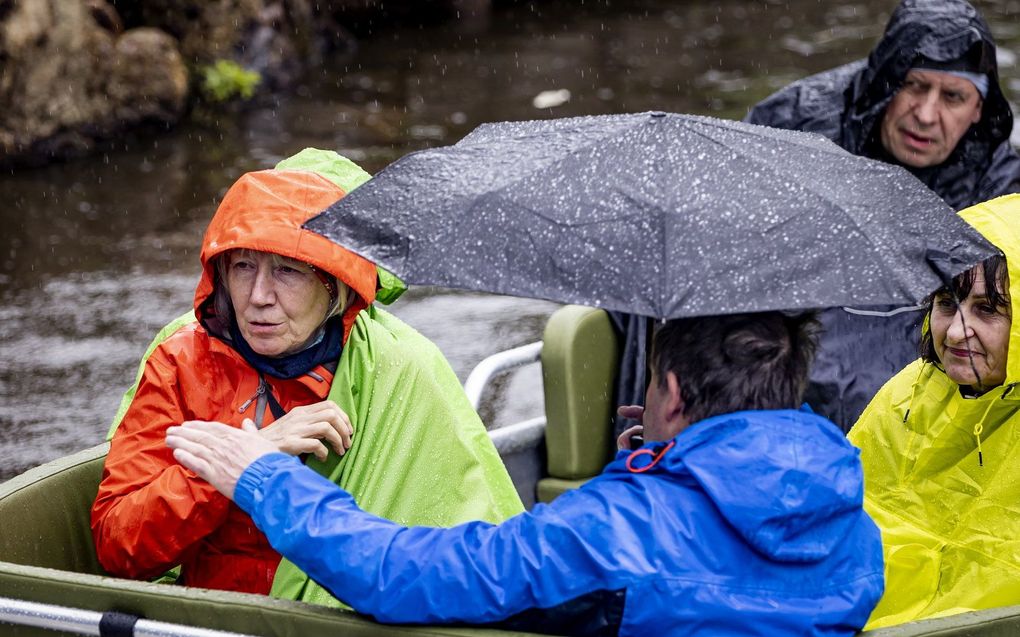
top-left (0, 443), bottom-right (108, 575)
top-left (537, 305), bottom-right (621, 503)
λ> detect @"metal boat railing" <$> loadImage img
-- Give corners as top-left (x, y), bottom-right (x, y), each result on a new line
top-left (463, 341), bottom-right (543, 411)
top-left (463, 341), bottom-right (546, 509)
top-left (0, 596), bottom-right (254, 637)
top-left (464, 339), bottom-right (546, 453)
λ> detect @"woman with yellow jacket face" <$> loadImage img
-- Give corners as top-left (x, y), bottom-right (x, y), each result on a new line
top-left (849, 194), bottom-right (1020, 629)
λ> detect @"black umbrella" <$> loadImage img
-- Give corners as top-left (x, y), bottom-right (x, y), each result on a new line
top-left (305, 112), bottom-right (995, 318)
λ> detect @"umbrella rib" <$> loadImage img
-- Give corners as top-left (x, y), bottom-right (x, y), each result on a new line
top-left (680, 123), bottom-right (861, 206)
top-left (451, 123), bottom-right (653, 226)
top-left (691, 116), bottom-right (859, 160)
top-left (680, 123), bottom-right (917, 295)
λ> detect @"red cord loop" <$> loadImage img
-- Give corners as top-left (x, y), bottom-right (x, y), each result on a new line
top-left (626, 441), bottom-right (675, 473)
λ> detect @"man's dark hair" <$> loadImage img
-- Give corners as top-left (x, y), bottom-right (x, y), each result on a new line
top-left (651, 312), bottom-right (820, 424)
top-left (919, 254), bottom-right (1009, 363)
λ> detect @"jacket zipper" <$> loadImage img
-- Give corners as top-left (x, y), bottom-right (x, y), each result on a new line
top-left (238, 376), bottom-right (270, 428)
top-left (238, 377), bottom-right (266, 413)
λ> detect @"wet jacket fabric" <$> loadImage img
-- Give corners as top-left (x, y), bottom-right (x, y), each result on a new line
top-left (848, 194), bottom-right (1020, 628)
top-left (92, 150), bottom-right (523, 595)
top-left (737, 0), bottom-right (1020, 431)
top-left (235, 408), bottom-right (884, 636)
top-left (746, 0), bottom-right (1019, 210)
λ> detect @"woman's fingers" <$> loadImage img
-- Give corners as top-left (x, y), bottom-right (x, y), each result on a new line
top-left (314, 421), bottom-right (346, 456)
top-left (337, 410), bottom-right (353, 448)
top-left (291, 438), bottom-right (329, 462)
top-left (260, 420), bottom-right (348, 457)
top-left (307, 402), bottom-right (355, 448)
top-left (329, 408), bottom-right (353, 452)
top-left (263, 401), bottom-right (355, 458)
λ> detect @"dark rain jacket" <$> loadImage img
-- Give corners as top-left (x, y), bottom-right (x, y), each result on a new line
top-left (746, 0), bottom-right (1019, 210)
top-left (614, 0), bottom-right (1020, 433)
top-left (235, 408), bottom-right (884, 636)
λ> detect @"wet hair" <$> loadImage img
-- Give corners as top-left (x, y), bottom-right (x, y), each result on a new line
top-left (211, 249), bottom-right (350, 326)
top-left (651, 312), bottom-right (820, 425)
top-left (919, 254), bottom-right (1010, 363)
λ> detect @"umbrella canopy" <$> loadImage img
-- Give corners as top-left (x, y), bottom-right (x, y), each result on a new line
top-left (305, 112), bottom-right (996, 319)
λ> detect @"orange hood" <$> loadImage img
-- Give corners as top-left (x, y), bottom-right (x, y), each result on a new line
top-left (195, 169), bottom-right (378, 342)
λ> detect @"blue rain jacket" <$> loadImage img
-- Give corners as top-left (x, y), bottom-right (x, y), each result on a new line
top-left (235, 408), bottom-right (884, 636)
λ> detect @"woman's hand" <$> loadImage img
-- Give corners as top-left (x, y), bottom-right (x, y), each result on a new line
top-left (260, 401), bottom-right (354, 462)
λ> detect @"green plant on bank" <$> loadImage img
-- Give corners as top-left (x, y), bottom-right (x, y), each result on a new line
top-left (199, 60), bottom-right (261, 102)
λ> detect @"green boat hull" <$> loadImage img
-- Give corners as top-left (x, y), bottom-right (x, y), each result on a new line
top-left (0, 444), bottom-right (529, 637)
top-left (2, 434), bottom-right (1019, 635)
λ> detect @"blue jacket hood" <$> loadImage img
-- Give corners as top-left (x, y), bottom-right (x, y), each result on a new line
top-left (622, 408), bottom-right (865, 563)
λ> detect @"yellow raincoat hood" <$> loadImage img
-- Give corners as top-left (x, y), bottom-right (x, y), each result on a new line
top-left (849, 193), bottom-right (1020, 629)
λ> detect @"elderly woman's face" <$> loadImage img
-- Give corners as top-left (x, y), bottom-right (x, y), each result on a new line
top-left (227, 251), bottom-right (331, 357)
top-left (930, 267), bottom-right (1011, 390)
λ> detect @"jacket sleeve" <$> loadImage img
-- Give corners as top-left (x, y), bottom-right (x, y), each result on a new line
top-left (977, 142), bottom-right (1020, 202)
top-left (236, 453), bottom-right (633, 625)
top-left (745, 85), bottom-right (800, 127)
top-left (90, 348), bottom-right (231, 579)
top-left (744, 61), bottom-right (864, 139)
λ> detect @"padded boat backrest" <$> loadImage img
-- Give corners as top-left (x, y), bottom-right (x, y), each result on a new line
top-left (0, 443), bottom-right (107, 574)
top-left (541, 306), bottom-right (621, 480)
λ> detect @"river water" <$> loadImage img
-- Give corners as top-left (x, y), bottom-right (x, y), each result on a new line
top-left (1, 0), bottom-right (1018, 480)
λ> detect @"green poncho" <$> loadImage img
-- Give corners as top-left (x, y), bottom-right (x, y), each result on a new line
top-left (108, 149), bottom-right (523, 606)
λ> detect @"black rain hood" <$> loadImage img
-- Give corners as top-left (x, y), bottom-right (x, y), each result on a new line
top-left (849, 0), bottom-right (1012, 166)
top-left (747, 0), bottom-right (1020, 210)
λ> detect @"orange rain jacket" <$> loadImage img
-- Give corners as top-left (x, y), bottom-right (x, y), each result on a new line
top-left (91, 169), bottom-right (378, 593)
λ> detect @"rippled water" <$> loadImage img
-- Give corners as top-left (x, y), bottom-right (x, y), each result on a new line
top-left (1, 0), bottom-right (1018, 479)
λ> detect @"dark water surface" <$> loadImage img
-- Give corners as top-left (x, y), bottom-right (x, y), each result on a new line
top-left (2, 0), bottom-right (1019, 479)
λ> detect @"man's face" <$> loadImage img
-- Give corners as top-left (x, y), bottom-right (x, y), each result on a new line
top-left (879, 69), bottom-right (983, 168)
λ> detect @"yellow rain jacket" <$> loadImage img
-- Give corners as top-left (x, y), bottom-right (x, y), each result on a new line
top-left (848, 193), bottom-right (1020, 629)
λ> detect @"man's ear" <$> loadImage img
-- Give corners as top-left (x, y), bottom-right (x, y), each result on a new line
top-left (972, 97), bottom-right (983, 124)
top-left (664, 371), bottom-right (686, 423)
